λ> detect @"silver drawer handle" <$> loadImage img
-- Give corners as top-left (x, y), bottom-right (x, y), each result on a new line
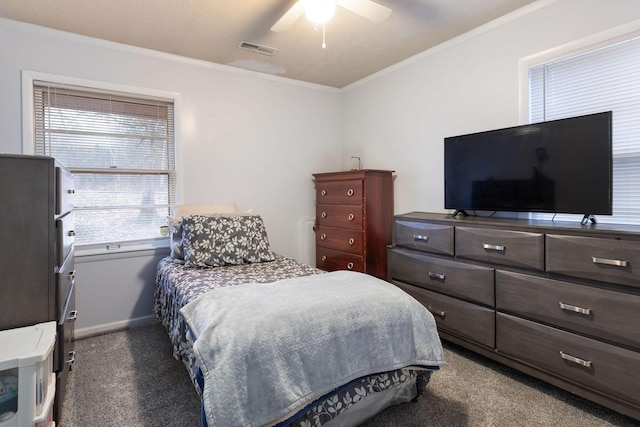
top-left (348, 213), bottom-right (355, 221)
top-left (66, 350), bottom-right (77, 365)
top-left (347, 262), bottom-right (354, 270)
top-left (483, 243), bottom-right (505, 252)
top-left (321, 255), bottom-right (327, 262)
top-left (428, 272), bottom-right (445, 281)
top-left (321, 211), bottom-right (327, 218)
top-left (349, 238), bottom-right (355, 245)
top-left (320, 233), bottom-right (327, 241)
top-left (559, 302), bottom-right (591, 316)
top-left (413, 234), bottom-right (429, 242)
top-left (69, 230), bottom-right (76, 237)
top-left (321, 189), bottom-right (327, 196)
top-left (67, 310), bottom-right (78, 321)
top-left (591, 256), bottom-right (628, 267)
top-left (560, 351), bottom-right (592, 368)
top-left (427, 306), bottom-right (446, 318)
top-left (347, 189), bottom-right (354, 197)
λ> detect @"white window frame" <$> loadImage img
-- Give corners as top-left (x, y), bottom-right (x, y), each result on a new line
top-left (518, 19), bottom-right (640, 224)
top-left (519, 20), bottom-right (640, 123)
top-left (21, 70), bottom-right (183, 256)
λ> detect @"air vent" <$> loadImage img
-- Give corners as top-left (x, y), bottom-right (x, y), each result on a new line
top-left (238, 41), bottom-right (278, 56)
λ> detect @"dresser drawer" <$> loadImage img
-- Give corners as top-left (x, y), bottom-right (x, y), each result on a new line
top-left (455, 227), bottom-right (544, 271)
top-left (56, 211), bottom-right (75, 267)
top-left (56, 249), bottom-right (75, 314)
top-left (316, 225), bottom-right (363, 254)
top-left (497, 313), bottom-right (640, 406)
top-left (55, 164), bottom-right (74, 217)
top-left (393, 219), bottom-right (454, 256)
top-left (56, 279), bottom-right (77, 373)
top-left (316, 179), bottom-right (363, 205)
top-left (496, 270), bottom-right (640, 350)
top-left (395, 282), bottom-right (495, 348)
top-left (389, 247), bottom-right (494, 306)
top-left (546, 234), bottom-right (640, 289)
top-left (56, 278), bottom-right (76, 416)
top-left (316, 247), bottom-right (363, 272)
top-left (316, 204), bottom-right (363, 229)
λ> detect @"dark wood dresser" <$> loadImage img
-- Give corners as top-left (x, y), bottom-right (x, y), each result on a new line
top-left (388, 212), bottom-right (640, 421)
top-left (0, 154), bottom-right (77, 423)
top-left (313, 169), bottom-right (393, 279)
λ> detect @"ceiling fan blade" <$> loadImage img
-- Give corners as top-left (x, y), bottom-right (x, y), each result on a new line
top-left (271, 1), bottom-right (305, 32)
top-left (337, 0), bottom-right (391, 23)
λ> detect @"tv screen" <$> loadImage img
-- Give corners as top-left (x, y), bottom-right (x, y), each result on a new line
top-left (444, 111), bottom-right (612, 217)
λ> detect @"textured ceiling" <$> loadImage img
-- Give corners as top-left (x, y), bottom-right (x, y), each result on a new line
top-left (0, 0), bottom-right (538, 88)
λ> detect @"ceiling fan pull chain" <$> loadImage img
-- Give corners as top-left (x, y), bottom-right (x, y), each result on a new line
top-left (322, 23), bottom-right (327, 49)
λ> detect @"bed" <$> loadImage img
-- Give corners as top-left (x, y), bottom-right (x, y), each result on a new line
top-left (154, 208), bottom-right (445, 427)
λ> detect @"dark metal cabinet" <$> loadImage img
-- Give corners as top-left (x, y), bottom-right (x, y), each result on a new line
top-left (313, 170), bottom-right (393, 280)
top-left (388, 212), bottom-right (640, 421)
top-left (0, 154), bottom-right (76, 423)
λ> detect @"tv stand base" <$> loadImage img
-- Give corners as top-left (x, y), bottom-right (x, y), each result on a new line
top-left (581, 214), bottom-right (597, 225)
top-left (452, 209), bottom-right (469, 218)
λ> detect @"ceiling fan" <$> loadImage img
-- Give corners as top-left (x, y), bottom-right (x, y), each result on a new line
top-left (271, 0), bottom-right (392, 33)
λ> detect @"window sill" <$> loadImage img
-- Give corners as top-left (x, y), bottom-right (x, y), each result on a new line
top-left (75, 238), bottom-right (171, 262)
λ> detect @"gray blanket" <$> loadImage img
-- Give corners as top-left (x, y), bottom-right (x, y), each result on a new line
top-left (181, 270), bottom-right (445, 427)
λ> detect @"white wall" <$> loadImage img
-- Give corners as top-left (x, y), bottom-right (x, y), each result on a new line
top-left (341, 0), bottom-right (640, 216)
top-left (0, 19), bottom-right (341, 336)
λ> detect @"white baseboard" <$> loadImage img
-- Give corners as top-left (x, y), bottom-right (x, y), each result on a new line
top-left (74, 315), bottom-right (156, 340)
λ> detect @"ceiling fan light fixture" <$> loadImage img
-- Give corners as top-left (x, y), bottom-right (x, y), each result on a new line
top-left (303, 0), bottom-right (336, 24)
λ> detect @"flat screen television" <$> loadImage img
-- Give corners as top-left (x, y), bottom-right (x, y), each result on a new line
top-left (444, 111), bottom-right (612, 222)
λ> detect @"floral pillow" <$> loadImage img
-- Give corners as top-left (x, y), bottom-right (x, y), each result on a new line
top-left (167, 202), bottom-right (237, 262)
top-left (181, 215), bottom-right (276, 268)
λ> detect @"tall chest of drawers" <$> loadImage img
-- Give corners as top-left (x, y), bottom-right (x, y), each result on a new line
top-left (0, 154), bottom-right (77, 423)
top-left (313, 170), bottom-right (393, 280)
top-left (388, 212), bottom-right (640, 421)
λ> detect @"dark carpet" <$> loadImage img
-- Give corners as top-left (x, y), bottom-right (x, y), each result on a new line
top-left (60, 323), bottom-right (639, 426)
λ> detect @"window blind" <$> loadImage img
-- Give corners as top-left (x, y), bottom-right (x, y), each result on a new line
top-left (34, 82), bottom-right (176, 245)
top-left (529, 35), bottom-right (640, 225)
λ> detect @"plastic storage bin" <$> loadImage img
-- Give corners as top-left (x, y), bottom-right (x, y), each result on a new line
top-left (0, 322), bottom-right (56, 427)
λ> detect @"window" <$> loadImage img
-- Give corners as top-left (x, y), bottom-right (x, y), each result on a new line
top-left (34, 82), bottom-right (176, 247)
top-left (529, 35), bottom-right (640, 225)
